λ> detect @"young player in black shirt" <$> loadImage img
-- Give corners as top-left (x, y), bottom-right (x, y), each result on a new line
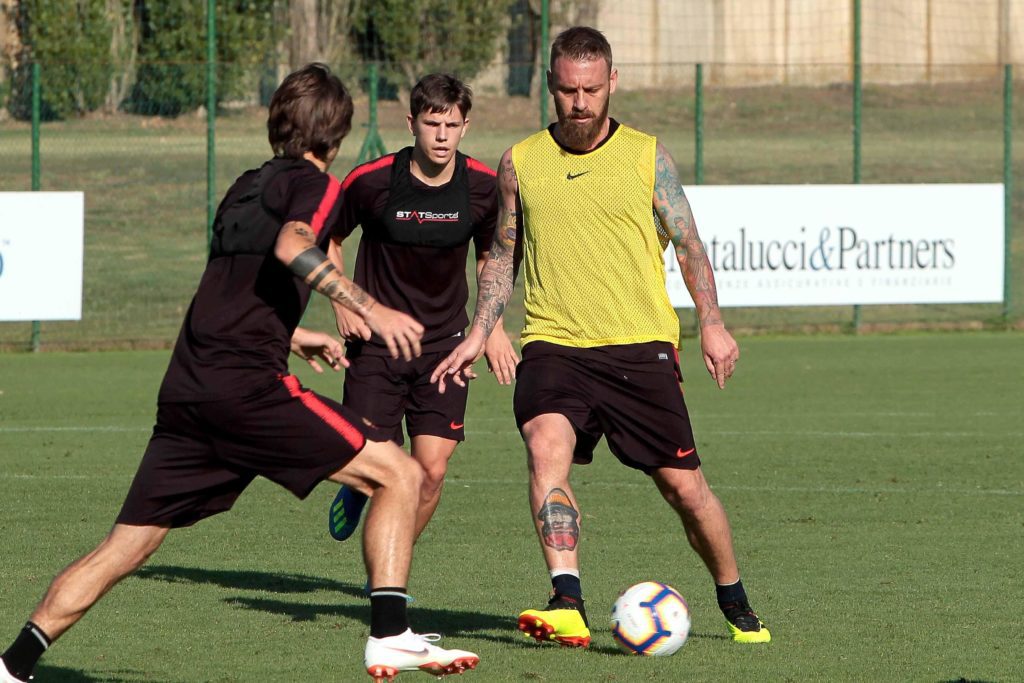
top-left (325, 74), bottom-right (518, 548)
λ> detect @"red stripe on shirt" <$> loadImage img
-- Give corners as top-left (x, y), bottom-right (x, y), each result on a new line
top-left (309, 174), bottom-right (342, 237)
top-left (465, 157), bottom-right (497, 177)
top-left (342, 154), bottom-right (396, 192)
top-left (281, 375), bottom-right (366, 450)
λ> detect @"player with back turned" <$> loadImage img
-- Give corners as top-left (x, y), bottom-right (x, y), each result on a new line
top-left (0, 64), bottom-right (479, 683)
top-left (433, 27), bottom-right (771, 648)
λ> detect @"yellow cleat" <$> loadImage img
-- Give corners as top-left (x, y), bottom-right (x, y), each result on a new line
top-left (722, 601), bottom-right (772, 643)
top-left (517, 595), bottom-right (591, 648)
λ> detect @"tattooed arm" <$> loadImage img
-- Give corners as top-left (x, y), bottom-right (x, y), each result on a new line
top-left (431, 148), bottom-right (520, 392)
top-left (326, 237), bottom-right (372, 341)
top-left (652, 143), bottom-right (739, 388)
top-left (274, 221), bottom-right (423, 360)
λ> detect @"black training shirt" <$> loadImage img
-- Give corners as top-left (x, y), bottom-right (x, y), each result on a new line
top-left (336, 147), bottom-right (498, 354)
top-left (158, 157), bottom-right (342, 402)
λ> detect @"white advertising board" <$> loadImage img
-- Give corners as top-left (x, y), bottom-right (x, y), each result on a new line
top-left (665, 184), bottom-right (1004, 307)
top-left (0, 192), bottom-right (85, 320)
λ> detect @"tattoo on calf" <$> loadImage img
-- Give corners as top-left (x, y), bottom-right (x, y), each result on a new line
top-left (537, 488), bottom-right (580, 551)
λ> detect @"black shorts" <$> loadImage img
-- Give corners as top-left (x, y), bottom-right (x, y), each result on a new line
top-left (116, 375), bottom-right (370, 528)
top-left (513, 341), bottom-right (700, 474)
top-left (342, 344), bottom-right (469, 446)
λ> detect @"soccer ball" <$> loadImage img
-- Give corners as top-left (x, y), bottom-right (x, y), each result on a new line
top-left (610, 581), bottom-right (691, 656)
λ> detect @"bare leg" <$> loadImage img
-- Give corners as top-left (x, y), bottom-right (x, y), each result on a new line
top-left (327, 439), bottom-right (422, 589)
top-left (408, 435), bottom-right (459, 539)
top-left (30, 524), bottom-right (170, 641)
top-left (651, 466), bottom-right (740, 585)
top-left (521, 414), bottom-right (580, 573)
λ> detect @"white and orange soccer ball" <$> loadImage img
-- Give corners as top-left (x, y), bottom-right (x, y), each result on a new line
top-left (610, 581), bottom-right (691, 656)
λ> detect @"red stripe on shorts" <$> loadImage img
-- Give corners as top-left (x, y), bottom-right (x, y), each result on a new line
top-left (281, 375), bottom-right (365, 450)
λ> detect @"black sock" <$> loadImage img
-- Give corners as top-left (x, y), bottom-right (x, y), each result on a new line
top-left (551, 573), bottom-right (583, 599)
top-left (716, 579), bottom-right (748, 608)
top-left (1, 621), bottom-right (51, 682)
top-left (369, 587), bottom-right (409, 639)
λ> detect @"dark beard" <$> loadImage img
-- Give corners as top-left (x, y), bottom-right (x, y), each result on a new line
top-left (555, 99), bottom-right (609, 151)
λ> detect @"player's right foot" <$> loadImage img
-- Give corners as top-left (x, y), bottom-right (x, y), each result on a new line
top-left (364, 629), bottom-right (479, 681)
top-left (517, 594), bottom-right (591, 648)
top-left (328, 485), bottom-right (368, 541)
top-left (721, 600), bottom-right (771, 643)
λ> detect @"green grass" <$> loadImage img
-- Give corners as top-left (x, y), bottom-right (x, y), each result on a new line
top-left (1, 78), bottom-right (1023, 349)
top-left (1, 333), bottom-right (1021, 681)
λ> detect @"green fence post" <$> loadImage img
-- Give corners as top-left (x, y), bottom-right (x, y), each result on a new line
top-left (356, 62), bottom-right (387, 165)
top-left (30, 62), bottom-right (41, 352)
top-left (206, 0), bottom-right (217, 246)
top-left (539, 0), bottom-right (549, 129)
top-left (695, 63), bottom-right (704, 185)
top-left (851, 0), bottom-right (863, 333)
top-left (1004, 63), bottom-right (1014, 327)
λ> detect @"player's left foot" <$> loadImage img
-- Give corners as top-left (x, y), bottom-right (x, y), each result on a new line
top-left (517, 594), bottom-right (591, 648)
top-left (329, 485), bottom-right (368, 541)
top-left (0, 658), bottom-right (29, 683)
top-left (364, 629), bottom-right (479, 681)
top-left (721, 601), bottom-right (771, 643)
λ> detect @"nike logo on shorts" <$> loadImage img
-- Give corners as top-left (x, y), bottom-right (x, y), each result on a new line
top-left (450, 421), bottom-right (465, 430)
top-left (676, 447), bottom-right (695, 458)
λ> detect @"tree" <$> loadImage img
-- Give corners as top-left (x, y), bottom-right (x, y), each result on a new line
top-left (9, 0), bottom-right (116, 120)
top-left (351, 0), bottom-right (512, 92)
top-left (127, 0), bottom-right (277, 116)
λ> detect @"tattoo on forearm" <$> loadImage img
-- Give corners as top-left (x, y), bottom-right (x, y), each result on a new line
top-left (308, 262), bottom-right (337, 290)
top-left (653, 144), bottom-right (723, 327)
top-left (537, 488), bottom-right (580, 551)
top-left (473, 207), bottom-right (516, 337)
top-left (289, 246), bottom-right (326, 280)
top-left (287, 247), bottom-right (374, 316)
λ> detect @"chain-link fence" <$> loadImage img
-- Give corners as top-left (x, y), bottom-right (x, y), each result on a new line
top-left (1, 0), bottom-right (1021, 350)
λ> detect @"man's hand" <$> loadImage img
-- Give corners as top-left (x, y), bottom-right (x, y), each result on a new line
top-left (700, 323), bottom-right (739, 389)
top-left (290, 327), bottom-right (347, 374)
top-left (335, 304), bottom-right (372, 341)
top-left (483, 326), bottom-right (519, 385)
top-left (431, 330), bottom-right (486, 393)
top-left (363, 304), bottom-right (424, 361)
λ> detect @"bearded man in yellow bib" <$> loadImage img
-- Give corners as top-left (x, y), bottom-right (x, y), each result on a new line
top-left (432, 26), bottom-right (770, 647)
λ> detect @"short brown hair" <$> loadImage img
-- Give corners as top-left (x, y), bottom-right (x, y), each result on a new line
top-left (409, 73), bottom-right (473, 119)
top-left (268, 63), bottom-right (353, 161)
top-left (550, 26), bottom-right (613, 71)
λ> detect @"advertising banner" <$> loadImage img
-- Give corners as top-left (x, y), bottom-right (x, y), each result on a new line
top-left (0, 192), bottom-right (85, 320)
top-left (665, 184), bottom-right (1004, 307)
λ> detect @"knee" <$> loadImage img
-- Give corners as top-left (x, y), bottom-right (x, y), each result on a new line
top-left (660, 471), bottom-right (713, 518)
top-left (381, 453), bottom-right (423, 496)
top-left (419, 459), bottom-right (448, 494)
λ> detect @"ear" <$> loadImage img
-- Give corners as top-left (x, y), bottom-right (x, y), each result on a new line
top-left (546, 70), bottom-right (554, 95)
top-left (406, 113), bottom-right (415, 135)
top-left (460, 117), bottom-right (470, 139)
top-left (609, 68), bottom-right (618, 95)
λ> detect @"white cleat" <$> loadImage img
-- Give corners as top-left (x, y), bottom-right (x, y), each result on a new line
top-left (364, 629), bottom-right (479, 681)
top-left (0, 659), bottom-right (29, 683)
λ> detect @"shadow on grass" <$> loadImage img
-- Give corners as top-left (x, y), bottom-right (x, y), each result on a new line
top-left (135, 564), bottom-right (365, 599)
top-left (134, 564), bottom-right (520, 644)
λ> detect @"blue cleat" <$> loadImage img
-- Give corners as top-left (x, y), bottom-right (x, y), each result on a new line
top-left (328, 486), bottom-right (368, 541)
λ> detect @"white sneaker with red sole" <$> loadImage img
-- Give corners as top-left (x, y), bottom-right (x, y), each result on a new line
top-left (364, 629), bottom-right (478, 681)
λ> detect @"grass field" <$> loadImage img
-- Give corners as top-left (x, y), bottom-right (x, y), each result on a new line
top-left (1, 332), bottom-right (1021, 681)
top-left (1, 78), bottom-right (1023, 348)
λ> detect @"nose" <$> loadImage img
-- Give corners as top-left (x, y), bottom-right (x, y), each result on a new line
top-left (572, 90), bottom-right (586, 112)
top-left (436, 126), bottom-right (448, 141)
